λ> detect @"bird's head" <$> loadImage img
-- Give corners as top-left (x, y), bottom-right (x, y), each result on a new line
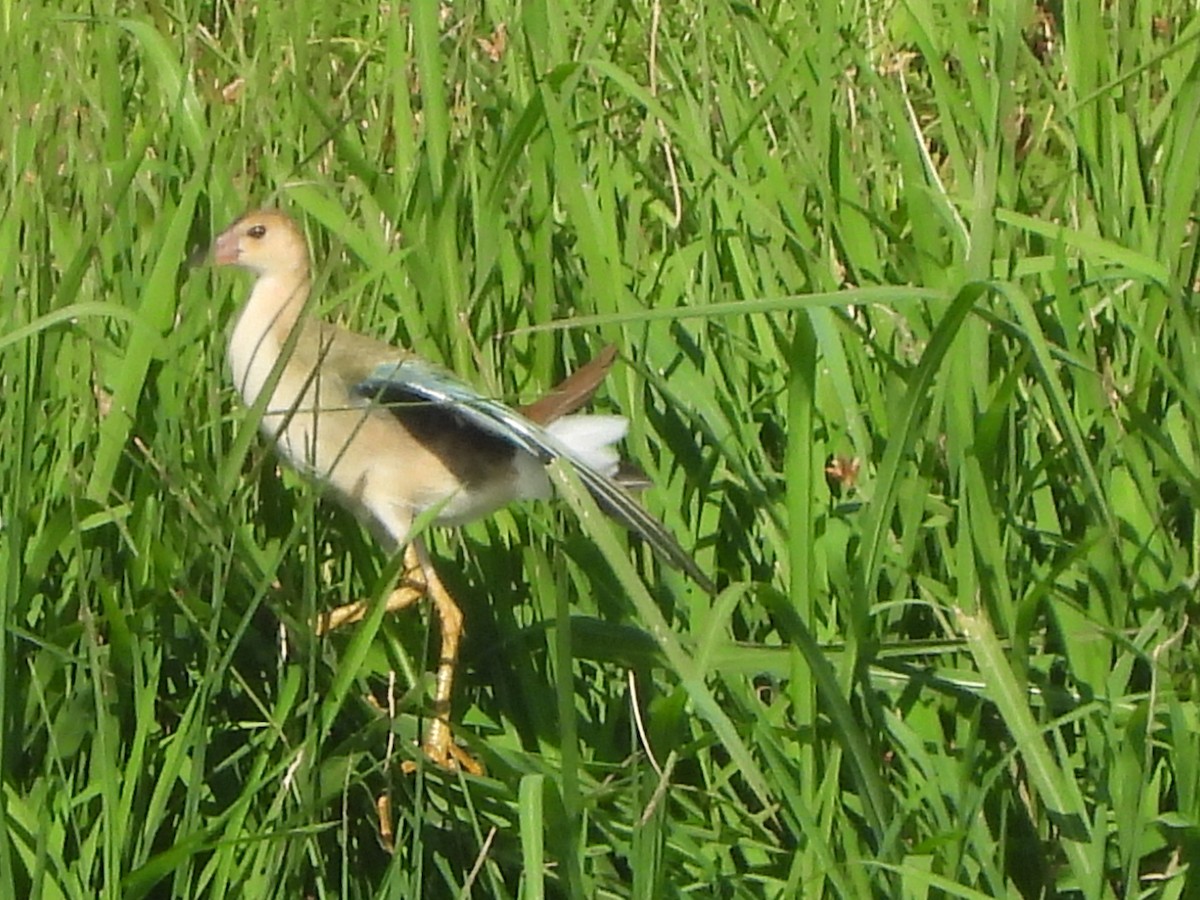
top-left (212, 209), bottom-right (309, 277)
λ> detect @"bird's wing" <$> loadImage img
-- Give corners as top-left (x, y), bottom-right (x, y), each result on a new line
top-left (354, 358), bottom-right (713, 592)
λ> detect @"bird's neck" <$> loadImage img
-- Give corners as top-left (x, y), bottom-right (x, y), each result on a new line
top-left (228, 269), bottom-right (312, 404)
top-left (248, 269), bottom-right (311, 335)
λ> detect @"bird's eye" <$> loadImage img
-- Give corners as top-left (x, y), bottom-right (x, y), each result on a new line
top-left (247, 224), bottom-right (267, 239)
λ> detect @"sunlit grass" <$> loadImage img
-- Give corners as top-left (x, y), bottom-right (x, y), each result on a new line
top-left (3, 2), bottom-right (1199, 897)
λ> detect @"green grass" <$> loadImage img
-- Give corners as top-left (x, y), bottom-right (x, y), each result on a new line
top-left (3, 0), bottom-right (1200, 896)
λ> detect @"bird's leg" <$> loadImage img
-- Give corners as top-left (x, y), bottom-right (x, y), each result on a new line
top-left (405, 539), bottom-right (484, 776)
top-left (313, 550), bottom-right (425, 634)
top-left (316, 541), bottom-right (482, 775)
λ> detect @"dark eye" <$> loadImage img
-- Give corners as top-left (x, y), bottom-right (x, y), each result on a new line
top-left (247, 224), bottom-right (267, 239)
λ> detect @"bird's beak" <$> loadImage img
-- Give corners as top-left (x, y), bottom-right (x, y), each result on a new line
top-left (211, 230), bottom-right (240, 266)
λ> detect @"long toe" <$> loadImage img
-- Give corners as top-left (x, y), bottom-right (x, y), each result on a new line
top-left (400, 732), bottom-right (485, 776)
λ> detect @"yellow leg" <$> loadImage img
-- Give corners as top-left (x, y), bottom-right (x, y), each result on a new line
top-left (317, 540), bottom-right (483, 776)
top-left (314, 545), bottom-right (425, 634)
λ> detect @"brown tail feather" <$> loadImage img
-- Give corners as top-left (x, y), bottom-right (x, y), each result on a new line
top-left (519, 344), bottom-right (619, 425)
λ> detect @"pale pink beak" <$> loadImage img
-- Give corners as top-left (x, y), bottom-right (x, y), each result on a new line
top-left (212, 230), bottom-right (240, 266)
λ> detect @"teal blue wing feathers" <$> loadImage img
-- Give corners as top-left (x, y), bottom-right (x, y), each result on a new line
top-left (355, 359), bottom-right (713, 592)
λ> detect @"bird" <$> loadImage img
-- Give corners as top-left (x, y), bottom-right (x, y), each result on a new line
top-left (209, 208), bottom-right (712, 772)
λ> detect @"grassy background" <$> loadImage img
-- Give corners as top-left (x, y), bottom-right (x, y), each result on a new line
top-left (3, 0), bottom-right (1199, 896)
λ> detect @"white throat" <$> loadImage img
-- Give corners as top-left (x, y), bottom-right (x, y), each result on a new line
top-left (228, 274), bottom-right (307, 407)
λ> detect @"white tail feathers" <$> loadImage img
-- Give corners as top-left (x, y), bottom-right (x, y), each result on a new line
top-left (509, 413), bottom-right (628, 503)
top-left (546, 415), bottom-right (628, 476)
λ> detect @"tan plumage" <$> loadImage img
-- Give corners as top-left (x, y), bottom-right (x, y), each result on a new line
top-left (211, 208), bottom-right (710, 772)
top-left (216, 211), bottom-right (533, 545)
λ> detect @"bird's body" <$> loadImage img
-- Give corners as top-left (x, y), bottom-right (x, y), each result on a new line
top-left (210, 208), bottom-right (710, 771)
top-left (231, 309), bottom-right (525, 540)
top-left (218, 210), bottom-right (628, 547)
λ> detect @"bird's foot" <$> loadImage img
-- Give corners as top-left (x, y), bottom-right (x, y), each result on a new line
top-left (314, 579), bottom-right (425, 635)
top-left (314, 600), bottom-right (367, 635)
top-left (401, 729), bottom-right (485, 776)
